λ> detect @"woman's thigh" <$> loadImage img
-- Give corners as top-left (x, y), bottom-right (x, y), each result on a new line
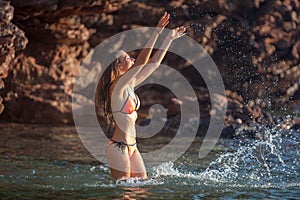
top-left (130, 148), bottom-right (147, 179)
top-left (106, 144), bottom-right (131, 179)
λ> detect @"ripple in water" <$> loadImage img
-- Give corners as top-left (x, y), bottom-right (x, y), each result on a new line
top-left (0, 126), bottom-right (298, 192)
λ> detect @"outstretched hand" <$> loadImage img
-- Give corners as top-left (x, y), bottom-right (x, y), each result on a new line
top-left (156, 12), bottom-right (170, 30)
top-left (168, 26), bottom-right (187, 40)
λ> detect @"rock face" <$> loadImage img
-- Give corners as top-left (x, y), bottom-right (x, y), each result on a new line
top-left (0, 0), bottom-right (131, 124)
top-left (0, 1), bottom-right (27, 115)
top-left (182, 0), bottom-right (300, 109)
top-left (0, 0), bottom-right (299, 132)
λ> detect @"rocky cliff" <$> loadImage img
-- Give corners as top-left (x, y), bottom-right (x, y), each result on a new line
top-left (0, 0), bottom-right (299, 133)
top-left (0, 1), bottom-right (27, 115)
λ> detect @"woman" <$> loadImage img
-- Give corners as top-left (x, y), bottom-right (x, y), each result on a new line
top-left (97, 12), bottom-right (186, 179)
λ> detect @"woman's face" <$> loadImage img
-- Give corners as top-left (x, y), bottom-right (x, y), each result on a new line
top-left (117, 52), bottom-right (135, 74)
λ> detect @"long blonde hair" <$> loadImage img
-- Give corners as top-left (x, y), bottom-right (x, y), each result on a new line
top-left (95, 50), bottom-right (124, 128)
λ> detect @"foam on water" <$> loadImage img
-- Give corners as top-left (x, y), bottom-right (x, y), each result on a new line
top-left (150, 125), bottom-right (299, 188)
top-left (115, 177), bottom-right (164, 187)
top-left (1, 125), bottom-right (298, 192)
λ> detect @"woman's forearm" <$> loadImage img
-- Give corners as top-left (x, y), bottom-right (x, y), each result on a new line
top-left (134, 30), bottom-right (160, 66)
top-left (134, 12), bottom-right (170, 67)
top-left (149, 36), bottom-right (172, 64)
top-left (150, 26), bottom-right (186, 64)
top-left (133, 26), bottom-right (186, 86)
top-left (133, 36), bottom-right (173, 86)
top-left (115, 30), bottom-right (163, 88)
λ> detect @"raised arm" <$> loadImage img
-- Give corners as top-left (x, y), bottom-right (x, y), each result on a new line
top-left (112, 13), bottom-right (170, 90)
top-left (133, 12), bottom-right (170, 67)
top-left (134, 26), bottom-right (187, 86)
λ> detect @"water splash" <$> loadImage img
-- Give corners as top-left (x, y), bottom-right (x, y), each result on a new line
top-left (115, 177), bottom-right (163, 187)
top-left (151, 161), bottom-right (199, 179)
top-left (151, 126), bottom-right (299, 188)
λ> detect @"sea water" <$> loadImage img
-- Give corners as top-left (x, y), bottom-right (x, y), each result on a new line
top-left (0, 124), bottom-right (299, 199)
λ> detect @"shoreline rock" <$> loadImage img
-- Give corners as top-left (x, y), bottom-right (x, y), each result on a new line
top-left (0, 1), bottom-right (27, 115)
top-left (0, 0), bottom-right (298, 137)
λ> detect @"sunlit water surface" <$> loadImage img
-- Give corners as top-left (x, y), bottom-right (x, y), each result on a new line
top-left (0, 125), bottom-right (299, 199)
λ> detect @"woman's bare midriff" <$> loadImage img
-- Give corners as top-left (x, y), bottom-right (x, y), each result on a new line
top-left (111, 111), bottom-right (138, 145)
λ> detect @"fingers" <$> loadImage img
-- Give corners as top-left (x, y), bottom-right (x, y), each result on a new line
top-left (162, 19), bottom-right (169, 27)
top-left (168, 25), bottom-right (187, 40)
top-left (157, 11), bottom-right (169, 28)
top-left (163, 11), bottom-right (168, 18)
top-left (161, 12), bottom-right (170, 27)
top-left (158, 12), bottom-right (187, 35)
top-left (176, 26), bottom-right (187, 34)
top-left (172, 26), bottom-right (187, 39)
top-left (162, 11), bottom-right (169, 20)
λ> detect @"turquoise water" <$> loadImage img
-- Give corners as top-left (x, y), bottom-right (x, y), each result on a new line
top-left (0, 126), bottom-right (299, 199)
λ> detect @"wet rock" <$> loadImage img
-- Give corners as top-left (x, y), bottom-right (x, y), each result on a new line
top-left (0, 0), bottom-right (298, 135)
top-left (0, 1), bottom-right (27, 115)
top-left (280, 116), bottom-right (300, 130)
top-left (2, 83), bottom-right (72, 124)
top-left (0, 0), bottom-right (133, 123)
